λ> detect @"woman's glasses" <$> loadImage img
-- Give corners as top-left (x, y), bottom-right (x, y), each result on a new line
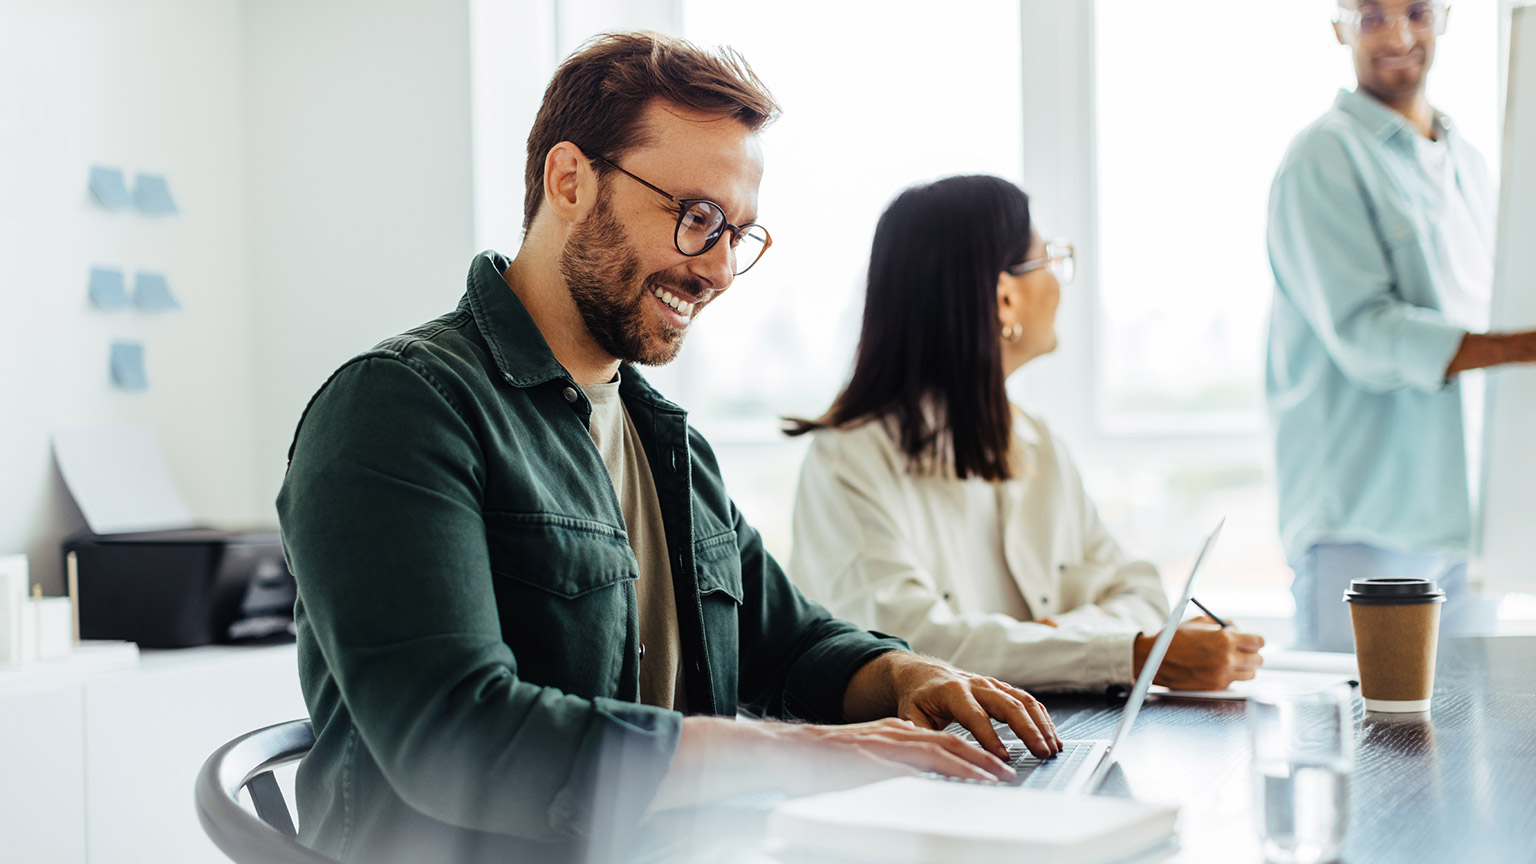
top-left (1006, 240), bottom-right (1075, 285)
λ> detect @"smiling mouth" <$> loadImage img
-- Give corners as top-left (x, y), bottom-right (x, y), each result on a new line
top-left (1374, 52), bottom-right (1424, 70)
top-left (651, 284), bottom-right (696, 317)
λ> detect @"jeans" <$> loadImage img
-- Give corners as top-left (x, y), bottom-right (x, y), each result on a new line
top-left (1289, 543), bottom-right (1494, 653)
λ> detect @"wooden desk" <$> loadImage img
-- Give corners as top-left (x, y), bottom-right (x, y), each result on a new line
top-left (1041, 636), bottom-right (1536, 863)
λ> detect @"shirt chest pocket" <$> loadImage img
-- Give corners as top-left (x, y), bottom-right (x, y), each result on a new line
top-left (484, 512), bottom-right (638, 698)
top-left (695, 530), bottom-right (743, 603)
top-left (1377, 207), bottom-right (1436, 307)
top-left (694, 530), bottom-right (743, 686)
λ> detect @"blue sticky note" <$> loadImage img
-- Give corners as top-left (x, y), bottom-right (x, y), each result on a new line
top-left (132, 172), bottom-right (178, 215)
top-left (89, 267), bottom-right (130, 309)
top-left (110, 341), bottom-right (148, 391)
top-left (89, 165), bottom-right (134, 210)
top-left (133, 272), bottom-right (180, 312)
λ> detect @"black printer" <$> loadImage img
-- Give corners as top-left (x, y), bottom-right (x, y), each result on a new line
top-left (63, 529), bottom-right (296, 648)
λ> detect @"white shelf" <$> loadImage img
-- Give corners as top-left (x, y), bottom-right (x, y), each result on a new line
top-left (0, 641), bottom-right (141, 697)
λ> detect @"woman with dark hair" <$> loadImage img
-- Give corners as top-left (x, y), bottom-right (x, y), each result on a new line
top-left (787, 175), bottom-right (1264, 692)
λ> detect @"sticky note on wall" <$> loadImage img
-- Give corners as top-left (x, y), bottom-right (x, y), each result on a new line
top-left (132, 172), bottom-right (178, 215)
top-left (110, 341), bottom-right (148, 391)
top-left (133, 272), bottom-right (180, 311)
top-left (89, 165), bottom-right (134, 210)
top-left (89, 267), bottom-right (130, 309)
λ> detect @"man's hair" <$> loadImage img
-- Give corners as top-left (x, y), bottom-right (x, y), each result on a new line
top-left (522, 32), bottom-right (780, 232)
top-left (785, 175), bottom-right (1033, 482)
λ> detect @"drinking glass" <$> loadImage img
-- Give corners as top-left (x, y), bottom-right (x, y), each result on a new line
top-left (1248, 683), bottom-right (1354, 864)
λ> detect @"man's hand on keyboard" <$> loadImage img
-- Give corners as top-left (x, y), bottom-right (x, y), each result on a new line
top-left (841, 651), bottom-right (1064, 765)
top-left (786, 718), bottom-right (1017, 785)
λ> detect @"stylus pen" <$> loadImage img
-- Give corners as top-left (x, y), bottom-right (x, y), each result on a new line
top-left (1190, 597), bottom-right (1230, 629)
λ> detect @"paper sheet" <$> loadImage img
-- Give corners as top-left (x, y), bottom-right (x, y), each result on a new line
top-left (52, 425), bottom-right (197, 535)
top-left (131, 172), bottom-right (178, 215)
top-left (88, 165), bottom-right (133, 210)
top-left (88, 267), bottom-right (129, 309)
top-left (109, 341), bottom-right (148, 391)
top-left (1260, 649), bottom-right (1359, 676)
top-left (132, 272), bottom-right (180, 311)
top-left (1151, 650), bottom-right (1359, 701)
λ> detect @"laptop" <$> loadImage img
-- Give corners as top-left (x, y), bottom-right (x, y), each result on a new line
top-left (943, 518), bottom-right (1225, 795)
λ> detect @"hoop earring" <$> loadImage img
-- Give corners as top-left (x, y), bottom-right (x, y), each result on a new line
top-left (1001, 322), bottom-right (1024, 342)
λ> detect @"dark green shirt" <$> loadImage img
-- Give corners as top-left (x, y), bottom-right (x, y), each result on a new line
top-left (277, 252), bottom-right (905, 864)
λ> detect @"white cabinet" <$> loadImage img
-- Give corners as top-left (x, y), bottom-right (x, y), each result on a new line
top-left (0, 645), bottom-right (305, 864)
top-left (0, 685), bottom-right (86, 864)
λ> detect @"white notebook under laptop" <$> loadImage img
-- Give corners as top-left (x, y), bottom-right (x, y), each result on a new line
top-left (944, 518), bottom-right (1225, 795)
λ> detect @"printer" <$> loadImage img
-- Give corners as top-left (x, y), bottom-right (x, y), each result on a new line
top-left (64, 529), bottom-right (295, 648)
top-left (52, 424), bottom-right (296, 649)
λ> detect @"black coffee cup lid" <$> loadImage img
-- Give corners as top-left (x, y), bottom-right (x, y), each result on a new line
top-left (1343, 577), bottom-right (1446, 605)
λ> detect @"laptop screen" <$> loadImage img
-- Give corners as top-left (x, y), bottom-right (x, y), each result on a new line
top-left (1103, 518), bottom-right (1225, 756)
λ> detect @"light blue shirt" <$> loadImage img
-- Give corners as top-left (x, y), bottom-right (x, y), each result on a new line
top-left (1266, 89), bottom-right (1497, 563)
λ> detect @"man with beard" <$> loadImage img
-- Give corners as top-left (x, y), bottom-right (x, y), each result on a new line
top-left (277, 32), bottom-right (1062, 864)
top-left (1267, 1), bottom-right (1536, 652)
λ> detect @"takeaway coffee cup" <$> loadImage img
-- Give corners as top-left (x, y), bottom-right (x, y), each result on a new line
top-left (1344, 578), bottom-right (1446, 713)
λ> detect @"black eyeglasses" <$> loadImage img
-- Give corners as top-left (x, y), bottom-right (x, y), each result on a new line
top-left (1005, 240), bottom-right (1075, 284)
top-left (590, 156), bottom-right (772, 276)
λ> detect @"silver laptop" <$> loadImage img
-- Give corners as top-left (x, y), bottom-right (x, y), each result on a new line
top-left (944, 518), bottom-right (1225, 795)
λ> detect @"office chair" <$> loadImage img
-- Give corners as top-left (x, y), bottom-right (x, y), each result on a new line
top-left (195, 718), bottom-right (341, 864)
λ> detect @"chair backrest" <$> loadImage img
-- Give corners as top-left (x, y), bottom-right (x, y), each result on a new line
top-left (195, 718), bottom-right (342, 864)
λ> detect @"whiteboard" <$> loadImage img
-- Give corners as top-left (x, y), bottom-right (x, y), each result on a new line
top-left (1479, 4), bottom-right (1536, 592)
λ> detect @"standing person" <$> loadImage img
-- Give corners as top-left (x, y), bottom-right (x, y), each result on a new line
top-left (787, 175), bottom-right (1264, 693)
top-left (277, 33), bottom-right (1061, 864)
top-left (1268, 1), bottom-right (1536, 651)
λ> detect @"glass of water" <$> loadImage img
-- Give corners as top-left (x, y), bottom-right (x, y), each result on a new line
top-left (1248, 683), bottom-right (1354, 864)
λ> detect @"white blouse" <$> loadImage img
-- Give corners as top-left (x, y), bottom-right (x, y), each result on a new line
top-left (788, 409), bottom-right (1170, 692)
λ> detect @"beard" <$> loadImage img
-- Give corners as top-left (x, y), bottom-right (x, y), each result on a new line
top-left (559, 191), bottom-right (704, 367)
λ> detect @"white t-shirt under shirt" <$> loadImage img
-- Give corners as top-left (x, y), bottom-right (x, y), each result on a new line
top-left (961, 478), bottom-right (1032, 623)
top-left (1416, 123), bottom-right (1494, 504)
top-left (581, 373), bottom-right (684, 711)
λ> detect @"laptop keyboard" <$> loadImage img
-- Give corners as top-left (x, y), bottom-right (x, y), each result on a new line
top-left (935, 722), bottom-right (1099, 791)
top-left (1002, 739), bottom-right (1096, 790)
top-left (927, 722), bottom-right (1099, 793)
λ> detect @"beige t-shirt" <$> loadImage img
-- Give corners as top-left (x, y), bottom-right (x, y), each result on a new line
top-left (581, 374), bottom-right (684, 710)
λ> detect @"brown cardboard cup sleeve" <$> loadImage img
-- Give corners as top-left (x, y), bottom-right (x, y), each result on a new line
top-left (1345, 578), bottom-right (1446, 713)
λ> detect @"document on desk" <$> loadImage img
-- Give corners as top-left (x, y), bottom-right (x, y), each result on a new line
top-left (768, 777), bottom-right (1177, 864)
top-left (1151, 650), bottom-right (1358, 700)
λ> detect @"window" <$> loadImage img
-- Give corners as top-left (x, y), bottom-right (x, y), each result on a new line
top-left (673, 0), bottom-right (1027, 435)
top-left (1081, 0), bottom-right (1502, 608)
top-left (675, 0), bottom-right (1027, 556)
top-left (1095, 0), bottom-right (1501, 433)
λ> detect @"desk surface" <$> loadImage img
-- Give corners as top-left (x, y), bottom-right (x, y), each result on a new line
top-left (1045, 635), bottom-right (1536, 863)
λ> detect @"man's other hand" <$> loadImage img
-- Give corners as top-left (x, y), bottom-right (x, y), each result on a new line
top-left (1134, 617), bottom-right (1265, 691)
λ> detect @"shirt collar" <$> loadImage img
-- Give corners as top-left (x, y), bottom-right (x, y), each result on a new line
top-left (1335, 87), bottom-right (1455, 145)
top-left (464, 251), bottom-right (684, 412)
top-left (465, 250), bottom-right (568, 388)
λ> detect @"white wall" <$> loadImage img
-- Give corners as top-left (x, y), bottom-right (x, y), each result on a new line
top-left (0, 0), bottom-right (707, 595)
top-left (0, 0), bottom-right (489, 593)
top-left (469, 0), bottom-right (683, 254)
top-left (244, 0), bottom-right (478, 513)
top-left (0, 0), bottom-right (258, 594)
